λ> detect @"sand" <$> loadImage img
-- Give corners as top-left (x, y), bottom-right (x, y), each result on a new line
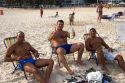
top-left (0, 7), bottom-right (125, 83)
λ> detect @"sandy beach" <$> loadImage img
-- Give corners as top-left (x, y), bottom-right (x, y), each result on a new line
top-left (0, 7), bottom-right (125, 83)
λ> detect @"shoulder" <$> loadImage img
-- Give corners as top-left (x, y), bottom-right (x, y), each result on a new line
top-left (7, 43), bottom-right (17, 51)
top-left (23, 41), bottom-right (31, 45)
top-left (64, 31), bottom-right (68, 33)
top-left (64, 31), bottom-right (69, 35)
top-left (51, 31), bottom-right (55, 34)
top-left (85, 37), bottom-right (91, 41)
top-left (97, 37), bottom-right (104, 41)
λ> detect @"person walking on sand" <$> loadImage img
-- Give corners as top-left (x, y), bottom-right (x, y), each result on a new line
top-left (4, 31), bottom-right (54, 83)
top-left (48, 20), bottom-right (84, 75)
top-left (96, 2), bottom-right (103, 23)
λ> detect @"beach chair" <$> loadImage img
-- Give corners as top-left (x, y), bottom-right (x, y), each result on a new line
top-left (49, 41), bottom-right (75, 66)
top-left (83, 33), bottom-right (99, 66)
top-left (4, 36), bottom-right (44, 80)
top-left (102, 13), bottom-right (117, 21)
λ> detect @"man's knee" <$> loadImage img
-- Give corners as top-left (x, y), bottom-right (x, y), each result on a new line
top-left (49, 59), bottom-right (54, 65)
top-left (116, 55), bottom-right (123, 60)
top-left (78, 42), bottom-right (84, 48)
top-left (31, 68), bottom-right (39, 74)
top-left (56, 48), bottom-right (65, 54)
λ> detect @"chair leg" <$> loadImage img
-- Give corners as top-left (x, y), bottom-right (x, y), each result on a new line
top-left (51, 53), bottom-right (60, 66)
top-left (88, 54), bottom-right (99, 66)
top-left (73, 53), bottom-right (75, 61)
top-left (57, 54), bottom-right (60, 66)
top-left (95, 58), bottom-right (99, 66)
top-left (23, 70), bottom-right (28, 80)
top-left (50, 53), bottom-right (53, 59)
top-left (42, 67), bottom-right (44, 72)
top-left (11, 65), bottom-right (18, 74)
top-left (12, 62), bottom-right (16, 68)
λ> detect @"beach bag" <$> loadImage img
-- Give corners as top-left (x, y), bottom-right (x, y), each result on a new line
top-left (86, 71), bottom-right (103, 83)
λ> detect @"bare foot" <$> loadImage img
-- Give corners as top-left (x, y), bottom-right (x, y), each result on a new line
top-left (76, 60), bottom-right (85, 65)
top-left (68, 70), bottom-right (75, 75)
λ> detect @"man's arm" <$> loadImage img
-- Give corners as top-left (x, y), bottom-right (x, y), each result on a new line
top-left (4, 46), bottom-right (16, 62)
top-left (101, 38), bottom-right (110, 49)
top-left (48, 31), bottom-right (56, 41)
top-left (101, 38), bottom-right (113, 52)
top-left (27, 42), bottom-right (39, 59)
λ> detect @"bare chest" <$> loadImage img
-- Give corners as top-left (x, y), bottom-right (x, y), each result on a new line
top-left (14, 44), bottom-right (30, 56)
top-left (90, 38), bottom-right (102, 45)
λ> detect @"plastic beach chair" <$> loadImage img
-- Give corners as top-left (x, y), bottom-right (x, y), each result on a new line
top-left (49, 41), bottom-right (75, 66)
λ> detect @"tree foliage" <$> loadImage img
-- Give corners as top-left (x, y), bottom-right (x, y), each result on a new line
top-left (123, 0), bottom-right (125, 2)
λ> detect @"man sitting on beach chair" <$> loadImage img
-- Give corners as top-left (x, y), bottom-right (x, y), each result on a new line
top-left (48, 20), bottom-right (84, 75)
top-left (4, 31), bottom-right (54, 83)
top-left (85, 28), bottom-right (125, 73)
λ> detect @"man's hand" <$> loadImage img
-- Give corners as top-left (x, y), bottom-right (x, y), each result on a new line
top-left (16, 56), bottom-right (23, 61)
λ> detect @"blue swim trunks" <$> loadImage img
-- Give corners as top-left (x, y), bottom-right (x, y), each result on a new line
top-left (56, 44), bottom-right (72, 54)
top-left (18, 57), bottom-right (36, 70)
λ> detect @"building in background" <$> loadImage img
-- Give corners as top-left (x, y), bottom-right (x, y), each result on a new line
top-left (63, 0), bottom-right (84, 5)
top-left (100, 0), bottom-right (123, 3)
top-left (0, 0), bottom-right (6, 6)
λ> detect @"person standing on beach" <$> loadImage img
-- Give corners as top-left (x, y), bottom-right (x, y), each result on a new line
top-left (85, 28), bottom-right (125, 73)
top-left (40, 6), bottom-right (43, 17)
top-left (4, 31), bottom-right (54, 83)
top-left (48, 20), bottom-right (84, 75)
top-left (55, 11), bottom-right (59, 17)
top-left (96, 3), bottom-right (103, 23)
top-left (69, 12), bottom-right (75, 25)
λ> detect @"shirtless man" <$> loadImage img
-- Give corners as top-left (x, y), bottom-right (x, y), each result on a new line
top-left (85, 28), bottom-right (125, 72)
top-left (97, 3), bottom-right (103, 23)
top-left (4, 31), bottom-right (54, 83)
top-left (48, 20), bottom-right (84, 75)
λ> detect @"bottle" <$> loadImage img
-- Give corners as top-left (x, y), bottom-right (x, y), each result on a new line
top-left (70, 27), bottom-right (75, 39)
